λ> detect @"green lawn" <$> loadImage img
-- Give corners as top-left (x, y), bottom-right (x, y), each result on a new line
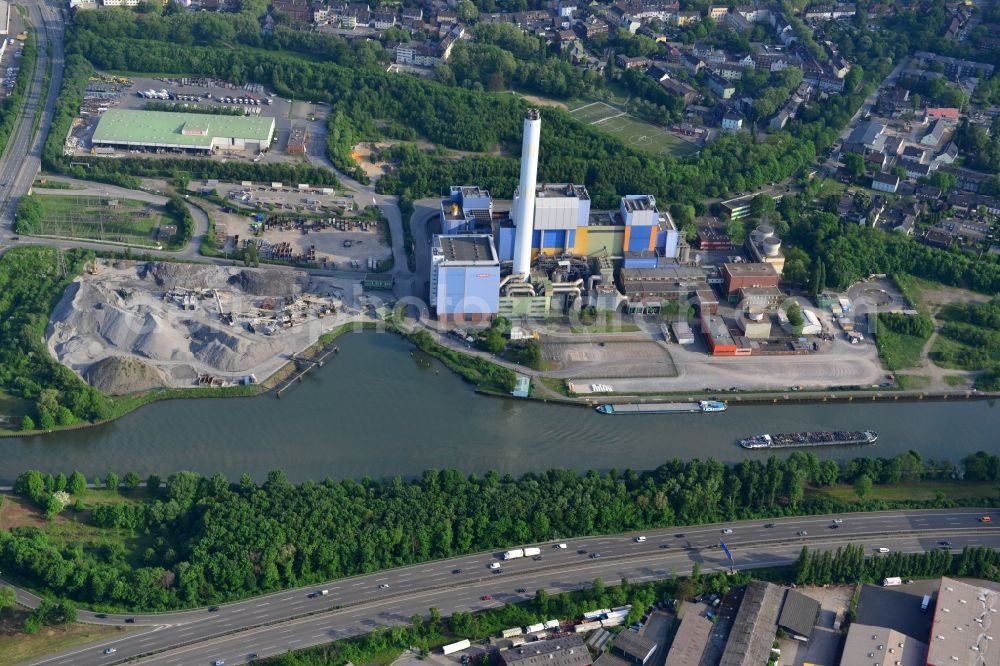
top-left (30, 195), bottom-right (180, 249)
top-left (875, 327), bottom-right (927, 370)
top-left (894, 374), bottom-right (930, 390)
top-left (930, 334), bottom-right (978, 370)
top-left (813, 481), bottom-right (1000, 503)
top-left (944, 374), bottom-right (970, 387)
top-left (568, 102), bottom-right (699, 157)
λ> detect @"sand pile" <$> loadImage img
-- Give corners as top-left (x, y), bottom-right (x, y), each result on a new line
top-left (85, 357), bottom-right (168, 395)
top-left (47, 260), bottom-right (346, 392)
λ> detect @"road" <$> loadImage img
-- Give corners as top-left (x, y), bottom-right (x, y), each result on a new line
top-left (0, 0), bottom-right (62, 235)
top-left (6, 508), bottom-right (998, 666)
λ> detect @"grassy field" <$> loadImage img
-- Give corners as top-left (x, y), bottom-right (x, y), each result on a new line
top-left (0, 616), bottom-right (131, 666)
top-left (31, 195), bottom-right (180, 249)
top-left (812, 481), bottom-right (999, 503)
top-left (874, 325), bottom-right (927, 370)
top-left (894, 374), bottom-right (931, 390)
top-left (568, 101), bottom-right (699, 157)
top-left (944, 374), bottom-right (970, 387)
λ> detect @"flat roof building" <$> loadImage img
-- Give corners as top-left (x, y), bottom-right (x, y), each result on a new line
top-left (721, 262), bottom-right (779, 294)
top-left (429, 234), bottom-right (500, 323)
top-left (287, 126), bottom-right (308, 154)
top-left (500, 635), bottom-right (592, 666)
top-left (927, 578), bottom-right (1000, 666)
top-left (612, 630), bottom-right (656, 664)
top-left (0, 1), bottom-right (9, 35)
top-left (840, 623), bottom-right (927, 666)
top-left (92, 109), bottom-right (275, 153)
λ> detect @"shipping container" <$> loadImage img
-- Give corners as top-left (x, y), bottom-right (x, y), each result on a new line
top-left (525, 623), bottom-right (545, 634)
top-left (574, 621), bottom-right (602, 633)
top-left (501, 627), bottom-right (524, 638)
top-left (442, 640), bottom-right (471, 655)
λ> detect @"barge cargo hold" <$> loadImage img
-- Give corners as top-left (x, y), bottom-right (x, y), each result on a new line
top-left (596, 400), bottom-right (727, 415)
top-left (739, 430), bottom-right (878, 449)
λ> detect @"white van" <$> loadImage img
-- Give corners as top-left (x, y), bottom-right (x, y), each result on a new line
top-left (634, 536), bottom-right (647, 543)
top-left (877, 547), bottom-right (890, 554)
top-left (556, 543), bottom-right (567, 549)
top-left (489, 562), bottom-right (501, 569)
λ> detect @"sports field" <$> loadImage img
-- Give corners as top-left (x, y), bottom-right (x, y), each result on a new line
top-left (27, 195), bottom-right (179, 249)
top-left (569, 101), bottom-right (699, 157)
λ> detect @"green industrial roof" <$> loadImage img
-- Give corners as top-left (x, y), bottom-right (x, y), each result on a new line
top-left (92, 109), bottom-right (275, 148)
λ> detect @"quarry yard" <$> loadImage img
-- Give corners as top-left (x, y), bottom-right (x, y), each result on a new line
top-left (47, 260), bottom-right (363, 393)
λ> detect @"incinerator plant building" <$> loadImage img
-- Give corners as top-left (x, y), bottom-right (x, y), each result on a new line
top-left (91, 109), bottom-right (276, 153)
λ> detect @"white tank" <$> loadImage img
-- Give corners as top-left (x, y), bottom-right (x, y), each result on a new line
top-left (755, 224), bottom-right (775, 239)
top-left (764, 236), bottom-right (782, 256)
top-left (747, 307), bottom-right (765, 321)
top-left (513, 109), bottom-right (541, 280)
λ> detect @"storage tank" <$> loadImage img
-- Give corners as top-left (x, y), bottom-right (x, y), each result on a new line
top-left (763, 236), bottom-right (782, 257)
top-left (747, 306), bottom-right (765, 321)
top-left (755, 223), bottom-right (775, 239)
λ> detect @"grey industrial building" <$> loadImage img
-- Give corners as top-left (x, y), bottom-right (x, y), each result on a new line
top-left (840, 623), bottom-right (927, 666)
top-left (612, 630), bottom-right (657, 664)
top-left (619, 267), bottom-right (711, 314)
top-left (664, 608), bottom-right (712, 666)
top-left (719, 582), bottom-right (784, 666)
top-left (776, 590), bottom-right (820, 641)
top-left (926, 577), bottom-right (1000, 666)
top-left (500, 635), bottom-right (592, 666)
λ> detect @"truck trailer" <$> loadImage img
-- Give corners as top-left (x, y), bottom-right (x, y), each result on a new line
top-left (882, 577), bottom-right (902, 587)
top-left (503, 549), bottom-right (525, 560)
top-left (442, 640), bottom-right (471, 656)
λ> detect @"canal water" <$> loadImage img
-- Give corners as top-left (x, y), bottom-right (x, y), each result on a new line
top-left (2, 331), bottom-right (998, 484)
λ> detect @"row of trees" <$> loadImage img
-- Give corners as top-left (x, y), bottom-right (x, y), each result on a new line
top-left (2, 450), bottom-right (997, 611)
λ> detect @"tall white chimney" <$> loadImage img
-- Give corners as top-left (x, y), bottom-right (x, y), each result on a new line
top-left (512, 109), bottom-right (541, 280)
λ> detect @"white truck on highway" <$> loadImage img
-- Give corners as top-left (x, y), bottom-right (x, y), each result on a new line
top-left (882, 577), bottom-right (902, 587)
top-left (503, 547), bottom-right (541, 560)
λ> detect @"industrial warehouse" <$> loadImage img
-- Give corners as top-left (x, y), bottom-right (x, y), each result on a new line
top-left (91, 109), bottom-right (276, 153)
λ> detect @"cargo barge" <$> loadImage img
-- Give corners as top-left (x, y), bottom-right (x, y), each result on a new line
top-left (739, 430), bottom-right (878, 449)
top-left (596, 400), bottom-right (727, 415)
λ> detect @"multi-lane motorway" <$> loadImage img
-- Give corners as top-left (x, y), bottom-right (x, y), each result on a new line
top-left (5, 508), bottom-right (997, 666)
top-left (0, 0), bottom-right (62, 231)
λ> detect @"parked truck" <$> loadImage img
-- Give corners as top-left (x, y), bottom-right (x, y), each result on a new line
top-left (442, 640), bottom-right (471, 656)
top-left (883, 577), bottom-right (902, 587)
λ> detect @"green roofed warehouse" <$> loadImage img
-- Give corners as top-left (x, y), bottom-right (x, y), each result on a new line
top-left (92, 109), bottom-right (276, 153)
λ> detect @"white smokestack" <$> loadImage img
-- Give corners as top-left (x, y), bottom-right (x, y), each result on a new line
top-left (513, 109), bottom-right (541, 280)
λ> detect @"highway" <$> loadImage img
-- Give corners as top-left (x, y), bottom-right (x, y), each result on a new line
top-left (6, 508), bottom-right (998, 666)
top-left (0, 0), bottom-right (62, 234)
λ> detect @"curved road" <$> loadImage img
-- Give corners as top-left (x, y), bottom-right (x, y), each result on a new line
top-left (5, 508), bottom-right (998, 666)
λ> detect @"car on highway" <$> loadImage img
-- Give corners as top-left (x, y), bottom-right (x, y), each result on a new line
top-left (247, 655), bottom-right (258, 662)
top-left (832, 519), bottom-right (843, 524)
top-left (634, 536), bottom-right (647, 543)
top-left (981, 516), bottom-right (992, 523)
top-left (829, 524), bottom-right (840, 529)
top-left (516, 588), bottom-right (526, 593)
top-left (877, 547), bottom-right (890, 553)
top-left (721, 528), bottom-right (733, 534)
top-left (481, 595), bottom-right (493, 601)
top-left (208, 606), bottom-right (219, 612)
top-left (577, 549), bottom-right (587, 554)
top-left (489, 562), bottom-right (501, 569)
top-left (378, 583), bottom-right (389, 589)
top-left (533, 555), bottom-right (542, 561)
top-left (124, 618), bottom-right (135, 624)
top-left (764, 523), bottom-right (775, 528)
top-left (556, 543), bottom-right (567, 549)
top-left (939, 540), bottom-right (952, 547)
top-left (103, 648), bottom-right (116, 655)
top-left (659, 544), bottom-right (669, 549)
top-left (797, 531), bottom-right (808, 536)
top-left (675, 533), bottom-right (685, 538)
top-left (590, 553), bottom-right (601, 559)
top-left (452, 569), bottom-right (462, 574)
top-left (213, 660), bottom-right (225, 666)
top-left (95, 613), bottom-right (107, 618)
top-left (493, 569), bottom-right (502, 574)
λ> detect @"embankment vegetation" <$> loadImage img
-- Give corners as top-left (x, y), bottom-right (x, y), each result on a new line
top-left (2, 449), bottom-right (999, 612)
top-left (874, 312), bottom-right (933, 371)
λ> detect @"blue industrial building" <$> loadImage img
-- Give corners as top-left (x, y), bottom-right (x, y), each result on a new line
top-left (429, 234), bottom-right (500, 322)
top-left (439, 186), bottom-right (494, 235)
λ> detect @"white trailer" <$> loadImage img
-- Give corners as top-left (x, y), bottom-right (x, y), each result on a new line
top-left (503, 549), bottom-right (525, 560)
top-left (501, 627), bottom-right (524, 638)
top-left (883, 577), bottom-right (902, 587)
top-left (442, 639), bottom-right (471, 656)
top-left (524, 547), bottom-right (541, 557)
top-left (525, 623), bottom-right (545, 634)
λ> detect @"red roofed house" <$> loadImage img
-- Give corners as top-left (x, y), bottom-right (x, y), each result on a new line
top-left (926, 107), bottom-right (960, 121)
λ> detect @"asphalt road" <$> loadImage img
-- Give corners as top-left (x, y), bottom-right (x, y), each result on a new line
top-left (8, 508), bottom-right (999, 666)
top-left (0, 0), bottom-right (62, 234)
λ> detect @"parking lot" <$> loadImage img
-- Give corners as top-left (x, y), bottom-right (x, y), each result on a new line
top-left (65, 72), bottom-right (329, 163)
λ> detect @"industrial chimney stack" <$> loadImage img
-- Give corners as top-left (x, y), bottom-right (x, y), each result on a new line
top-left (512, 109), bottom-right (541, 280)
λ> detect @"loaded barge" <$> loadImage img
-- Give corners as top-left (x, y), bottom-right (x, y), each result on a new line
top-left (596, 400), bottom-right (727, 415)
top-left (739, 430), bottom-right (878, 449)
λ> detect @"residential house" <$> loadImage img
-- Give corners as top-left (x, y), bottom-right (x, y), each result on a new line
top-left (871, 172), bottom-right (900, 193)
top-left (708, 5), bottom-right (729, 21)
top-left (706, 72), bottom-right (736, 99)
top-left (712, 63), bottom-right (744, 80)
top-left (682, 53), bottom-right (705, 74)
top-left (658, 75), bottom-right (702, 104)
top-left (722, 110), bottom-right (743, 130)
top-left (373, 11), bottom-right (397, 29)
top-left (921, 119), bottom-right (948, 147)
